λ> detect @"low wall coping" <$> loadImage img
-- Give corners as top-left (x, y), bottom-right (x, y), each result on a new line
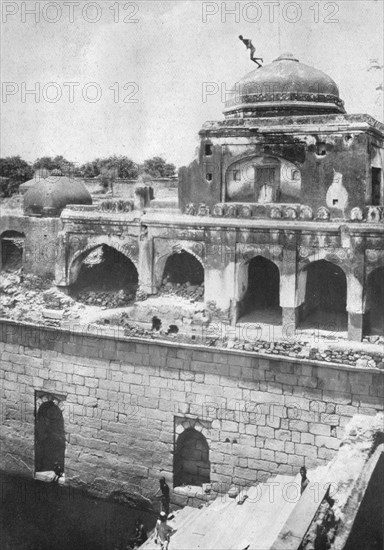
top-left (1, 318), bottom-right (382, 375)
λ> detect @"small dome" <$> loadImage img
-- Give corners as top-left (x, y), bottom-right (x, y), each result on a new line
top-left (24, 174), bottom-right (92, 217)
top-left (224, 54), bottom-right (345, 118)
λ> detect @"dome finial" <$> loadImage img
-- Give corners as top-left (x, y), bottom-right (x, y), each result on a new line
top-left (274, 53), bottom-right (299, 62)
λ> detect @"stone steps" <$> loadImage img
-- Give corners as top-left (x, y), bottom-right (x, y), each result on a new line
top-left (138, 467), bottom-right (331, 550)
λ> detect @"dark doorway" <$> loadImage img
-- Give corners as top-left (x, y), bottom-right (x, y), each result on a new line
top-left (364, 268), bottom-right (384, 337)
top-left (301, 260), bottom-right (347, 331)
top-left (163, 251), bottom-right (204, 286)
top-left (174, 428), bottom-right (210, 488)
top-left (1, 231), bottom-right (24, 271)
top-left (371, 168), bottom-right (382, 206)
top-left (35, 401), bottom-right (65, 473)
top-left (73, 245), bottom-right (138, 293)
top-left (239, 256), bottom-right (281, 324)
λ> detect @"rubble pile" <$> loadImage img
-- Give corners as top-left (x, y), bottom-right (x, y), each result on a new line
top-left (0, 270), bottom-right (83, 325)
top-left (0, 270), bottom-right (383, 370)
top-left (75, 288), bottom-right (137, 308)
top-left (227, 340), bottom-right (384, 369)
top-left (157, 280), bottom-right (204, 302)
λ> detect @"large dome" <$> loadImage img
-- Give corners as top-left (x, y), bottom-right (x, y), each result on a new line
top-left (24, 172), bottom-right (92, 217)
top-left (224, 53), bottom-right (345, 118)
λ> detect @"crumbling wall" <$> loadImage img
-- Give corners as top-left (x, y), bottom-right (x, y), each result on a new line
top-left (0, 320), bottom-right (382, 503)
top-left (1, 215), bottom-right (61, 278)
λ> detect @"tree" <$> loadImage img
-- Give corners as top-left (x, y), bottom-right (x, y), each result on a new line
top-left (33, 155), bottom-right (76, 176)
top-left (142, 156), bottom-right (176, 178)
top-left (0, 156), bottom-right (34, 196)
top-left (80, 156), bottom-right (139, 180)
top-left (81, 159), bottom-right (100, 178)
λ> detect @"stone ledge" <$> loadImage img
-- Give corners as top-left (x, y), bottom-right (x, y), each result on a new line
top-left (1, 318), bottom-right (383, 375)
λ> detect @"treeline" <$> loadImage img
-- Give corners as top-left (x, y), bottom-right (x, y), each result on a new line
top-left (0, 155), bottom-right (177, 197)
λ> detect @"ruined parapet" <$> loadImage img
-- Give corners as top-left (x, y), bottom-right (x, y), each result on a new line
top-left (299, 413), bottom-right (384, 550)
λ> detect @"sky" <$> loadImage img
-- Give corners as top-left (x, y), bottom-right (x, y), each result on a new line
top-left (1, 0), bottom-right (383, 168)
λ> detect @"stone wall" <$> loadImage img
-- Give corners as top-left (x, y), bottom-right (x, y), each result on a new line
top-left (0, 215), bottom-right (61, 277)
top-left (0, 320), bottom-right (383, 500)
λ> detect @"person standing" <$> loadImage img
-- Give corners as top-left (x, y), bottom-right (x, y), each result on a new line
top-left (300, 466), bottom-right (309, 495)
top-left (154, 477), bottom-right (170, 517)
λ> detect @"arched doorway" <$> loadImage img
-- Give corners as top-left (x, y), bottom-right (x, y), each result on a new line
top-left (35, 401), bottom-right (65, 474)
top-left (301, 260), bottom-right (347, 330)
top-left (239, 256), bottom-right (281, 324)
top-left (1, 230), bottom-right (25, 271)
top-left (71, 244), bottom-right (138, 300)
top-left (162, 251), bottom-right (204, 286)
top-left (174, 428), bottom-right (210, 488)
top-left (364, 267), bottom-right (384, 337)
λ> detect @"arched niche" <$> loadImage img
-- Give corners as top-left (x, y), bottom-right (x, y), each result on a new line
top-left (364, 267), bottom-right (384, 337)
top-left (35, 398), bottom-right (65, 474)
top-left (300, 260), bottom-right (348, 331)
top-left (1, 230), bottom-right (25, 271)
top-left (237, 255), bottom-right (282, 324)
top-left (69, 244), bottom-right (138, 294)
top-left (161, 250), bottom-right (204, 286)
top-left (174, 427), bottom-right (210, 488)
top-left (225, 156), bottom-right (301, 203)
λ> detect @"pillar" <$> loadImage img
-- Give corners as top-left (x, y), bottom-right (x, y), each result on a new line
top-left (347, 273), bottom-right (365, 341)
top-left (138, 226), bottom-right (155, 295)
top-left (280, 247), bottom-right (303, 329)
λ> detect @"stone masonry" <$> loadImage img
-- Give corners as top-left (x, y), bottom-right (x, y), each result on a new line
top-left (1, 320), bottom-right (383, 502)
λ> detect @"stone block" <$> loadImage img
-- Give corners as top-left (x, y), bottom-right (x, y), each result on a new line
top-left (73, 374), bottom-right (85, 385)
top-left (75, 385), bottom-right (89, 396)
top-left (264, 439), bottom-right (285, 452)
top-left (318, 447), bottom-right (337, 461)
top-left (289, 420), bottom-right (308, 432)
top-left (285, 441), bottom-right (295, 454)
top-left (221, 420), bottom-right (239, 433)
top-left (261, 449), bottom-right (275, 461)
top-left (284, 395), bottom-right (310, 411)
top-left (309, 423), bottom-right (331, 436)
top-left (295, 443), bottom-right (317, 458)
top-left (315, 436), bottom-right (340, 451)
top-left (301, 433), bottom-right (315, 445)
top-left (335, 404), bottom-right (357, 417)
top-left (275, 451), bottom-right (288, 464)
top-left (275, 429), bottom-right (291, 441)
top-left (258, 426), bottom-right (275, 439)
top-left (291, 432), bottom-right (300, 443)
top-left (275, 374), bottom-right (298, 386)
top-left (287, 453), bottom-right (304, 467)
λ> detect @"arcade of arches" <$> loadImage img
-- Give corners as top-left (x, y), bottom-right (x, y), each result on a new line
top-left (174, 428), bottom-right (210, 488)
top-left (236, 257), bottom-right (357, 335)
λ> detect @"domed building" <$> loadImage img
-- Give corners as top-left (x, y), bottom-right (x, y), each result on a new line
top-left (23, 170), bottom-right (92, 217)
top-left (174, 53), bottom-right (384, 340)
top-left (224, 53), bottom-right (345, 118)
top-left (20, 51), bottom-right (383, 342)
